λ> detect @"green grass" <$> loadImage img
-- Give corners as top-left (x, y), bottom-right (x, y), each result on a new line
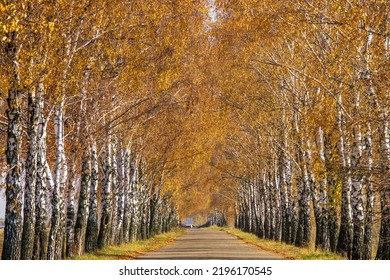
top-left (74, 227), bottom-right (186, 260)
top-left (209, 226), bottom-right (346, 260)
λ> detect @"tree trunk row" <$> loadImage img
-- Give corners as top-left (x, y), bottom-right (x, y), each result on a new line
top-left (235, 92), bottom-right (388, 259)
top-left (3, 118), bottom-right (178, 260)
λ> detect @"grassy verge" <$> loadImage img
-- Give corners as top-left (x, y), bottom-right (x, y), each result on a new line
top-left (0, 228), bottom-right (3, 256)
top-left (209, 227), bottom-right (345, 260)
top-left (74, 227), bottom-right (186, 260)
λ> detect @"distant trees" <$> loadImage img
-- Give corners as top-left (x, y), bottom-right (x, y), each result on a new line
top-left (206, 211), bottom-right (227, 227)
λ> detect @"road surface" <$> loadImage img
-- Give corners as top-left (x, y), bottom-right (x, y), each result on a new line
top-left (137, 228), bottom-right (284, 260)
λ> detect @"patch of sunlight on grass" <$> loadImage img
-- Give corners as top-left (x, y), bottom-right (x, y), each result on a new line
top-left (74, 227), bottom-right (186, 260)
top-left (208, 227), bottom-right (345, 260)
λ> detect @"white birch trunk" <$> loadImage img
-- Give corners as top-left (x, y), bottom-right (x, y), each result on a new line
top-left (317, 127), bottom-right (331, 251)
top-left (129, 156), bottom-right (140, 242)
top-left (65, 159), bottom-right (76, 258)
top-left (97, 139), bottom-right (113, 249)
top-left (74, 153), bottom-right (91, 256)
top-left (363, 123), bottom-right (374, 259)
top-left (85, 141), bottom-right (99, 252)
top-left (122, 150), bottom-right (131, 243)
top-left (350, 92), bottom-right (364, 259)
top-left (48, 99), bottom-right (67, 260)
top-left (2, 26), bottom-right (23, 261)
top-left (21, 87), bottom-right (38, 259)
top-left (33, 84), bottom-right (48, 260)
top-left (116, 148), bottom-right (125, 244)
top-left (273, 160), bottom-right (282, 241)
top-left (110, 140), bottom-right (119, 245)
top-left (336, 92), bottom-right (353, 257)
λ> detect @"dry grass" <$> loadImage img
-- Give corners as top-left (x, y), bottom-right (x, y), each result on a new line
top-left (209, 227), bottom-right (346, 260)
top-left (74, 227), bottom-right (186, 260)
top-left (0, 228), bottom-right (3, 256)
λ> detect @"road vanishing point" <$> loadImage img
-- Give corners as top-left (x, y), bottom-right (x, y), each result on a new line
top-left (137, 229), bottom-right (284, 260)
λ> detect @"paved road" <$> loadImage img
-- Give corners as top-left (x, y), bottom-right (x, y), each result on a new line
top-left (137, 229), bottom-right (284, 260)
